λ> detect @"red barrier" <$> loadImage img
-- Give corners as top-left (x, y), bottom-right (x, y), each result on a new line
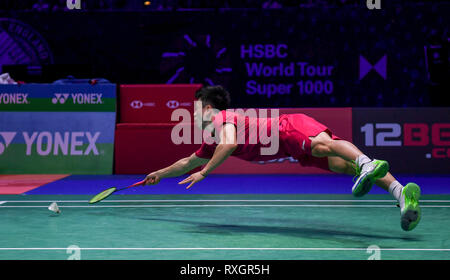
top-left (119, 84), bottom-right (202, 123)
top-left (114, 123), bottom-right (202, 174)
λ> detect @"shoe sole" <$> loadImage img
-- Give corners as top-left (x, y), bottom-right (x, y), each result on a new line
top-left (352, 160), bottom-right (389, 197)
top-left (401, 183), bottom-right (421, 231)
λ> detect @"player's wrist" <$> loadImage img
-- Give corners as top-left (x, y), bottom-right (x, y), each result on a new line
top-left (200, 170), bottom-right (208, 177)
top-left (154, 170), bottom-right (165, 178)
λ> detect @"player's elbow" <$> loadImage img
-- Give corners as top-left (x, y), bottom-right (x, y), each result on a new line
top-left (219, 143), bottom-right (238, 152)
top-left (179, 157), bottom-right (191, 167)
top-left (186, 153), bottom-right (209, 168)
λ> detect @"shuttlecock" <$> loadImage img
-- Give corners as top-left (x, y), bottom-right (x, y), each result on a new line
top-left (48, 202), bottom-right (61, 214)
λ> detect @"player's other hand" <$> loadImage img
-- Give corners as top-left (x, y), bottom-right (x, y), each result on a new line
top-left (145, 172), bottom-right (161, 185)
top-left (178, 171), bottom-right (206, 190)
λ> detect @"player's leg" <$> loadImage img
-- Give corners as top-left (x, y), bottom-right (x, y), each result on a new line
top-left (284, 112), bottom-right (421, 231)
top-left (310, 131), bottom-right (361, 162)
top-left (311, 132), bottom-right (389, 197)
top-left (375, 174), bottom-right (422, 231)
top-left (327, 156), bottom-right (355, 175)
top-left (328, 156), bottom-right (396, 193)
top-left (327, 154), bottom-right (421, 231)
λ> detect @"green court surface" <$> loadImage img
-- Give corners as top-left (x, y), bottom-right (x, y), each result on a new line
top-left (1, 194), bottom-right (449, 260)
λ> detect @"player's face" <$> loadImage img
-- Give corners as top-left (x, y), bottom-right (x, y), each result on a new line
top-left (194, 101), bottom-right (215, 131)
top-left (194, 101), bottom-right (203, 129)
top-left (194, 101), bottom-right (208, 130)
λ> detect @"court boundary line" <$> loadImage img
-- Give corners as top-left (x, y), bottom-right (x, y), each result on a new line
top-left (0, 247), bottom-right (449, 252)
top-left (2, 199), bottom-right (450, 203)
top-left (1, 204), bottom-right (450, 208)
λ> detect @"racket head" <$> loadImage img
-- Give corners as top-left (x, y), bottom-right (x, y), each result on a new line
top-left (89, 187), bottom-right (117, 204)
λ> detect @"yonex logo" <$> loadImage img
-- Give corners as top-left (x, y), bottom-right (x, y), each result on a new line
top-left (52, 94), bottom-right (70, 104)
top-left (52, 93), bottom-right (103, 105)
top-left (0, 131), bottom-right (100, 156)
top-left (72, 93), bottom-right (103, 104)
top-left (167, 100), bottom-right (180, 109)
top-left (0, 93), bottom-right (29, 104)
top-left (0, 132), bottom-right (16, 155)
top-left (23, 131), bottom-right (100, 156)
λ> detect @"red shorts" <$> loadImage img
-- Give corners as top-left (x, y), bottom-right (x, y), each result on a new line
top-left (279, 113), bottom-right (341, 171)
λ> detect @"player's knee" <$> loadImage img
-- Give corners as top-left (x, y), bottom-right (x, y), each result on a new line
top-left (311, 136), bottom-right (333, 157)
top-left (311, 142), bottom-right (332, 157)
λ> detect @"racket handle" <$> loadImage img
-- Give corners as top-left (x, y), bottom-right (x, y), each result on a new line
top-left (131, 180), bottom-right (146, 187)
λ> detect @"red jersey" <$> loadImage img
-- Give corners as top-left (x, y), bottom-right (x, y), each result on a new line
top-left (195, 110), bottom-right (341, 170)
top-left (195, 110), bottom-right (288, 161)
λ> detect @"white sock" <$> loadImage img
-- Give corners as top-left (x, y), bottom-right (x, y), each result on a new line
top-left (356, 154), bottom-right (371, 168)
top-left (389, 180), bottom-right (404, 201)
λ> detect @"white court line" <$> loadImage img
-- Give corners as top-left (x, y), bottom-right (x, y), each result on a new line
top-left (1, 204), bottom-right (450, 208)
top-left (2, 199), bottom-right (450, 203)
top-left (0, 201), bottom-right (5, 205)
top-left (0, 247), bottom-right (449, 252)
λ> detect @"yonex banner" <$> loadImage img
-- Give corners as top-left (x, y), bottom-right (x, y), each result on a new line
top-left (0, 84), bottom-right (116, 112)
top-left (352, 108), bottom-right (450, 174)
top-left (0, 84), bottom-right (116, 174)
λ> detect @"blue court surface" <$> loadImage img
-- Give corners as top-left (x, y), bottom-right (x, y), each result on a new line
top-left (1, 174), bottom-right (450, 260)
top-left (24, 174), bottom-right (450, 195)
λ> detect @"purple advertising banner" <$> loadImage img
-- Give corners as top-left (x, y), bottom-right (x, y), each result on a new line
top-left (352, 108), bottom-right (450, 174)
top-left (1, 3), bottom-right (448, 108)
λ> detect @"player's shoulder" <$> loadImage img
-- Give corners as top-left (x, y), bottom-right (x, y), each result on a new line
top-left (213, 109), bottom-right (239, 121)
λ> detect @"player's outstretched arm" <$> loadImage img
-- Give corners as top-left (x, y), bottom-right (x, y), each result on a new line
top-left (145, 153), bottom-right (209, 185)
top-left (179, 123), bottom-right (238, 189)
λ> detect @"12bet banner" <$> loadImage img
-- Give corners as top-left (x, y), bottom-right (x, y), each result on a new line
top-left (352, 108), bottom-right (450, 174)
top-left (0, 84), bottom-right (116, 174)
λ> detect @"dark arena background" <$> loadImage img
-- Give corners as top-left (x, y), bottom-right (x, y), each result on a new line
top-left (0, 0), bottom-right (449, 265)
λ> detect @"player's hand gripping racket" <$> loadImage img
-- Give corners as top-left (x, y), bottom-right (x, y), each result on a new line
top-left (88, 179), bottom-right (148, 204)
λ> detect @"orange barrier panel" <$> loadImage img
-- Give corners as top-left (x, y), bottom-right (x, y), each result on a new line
top-left (0, 174), bottom-right (70, 194)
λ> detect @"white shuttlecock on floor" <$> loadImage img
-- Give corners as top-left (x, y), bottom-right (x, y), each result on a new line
top-left (48, 202), bottom-right (61, 214)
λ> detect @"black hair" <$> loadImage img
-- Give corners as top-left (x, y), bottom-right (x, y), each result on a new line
top-left (195, 85), bottom-right (231, 111)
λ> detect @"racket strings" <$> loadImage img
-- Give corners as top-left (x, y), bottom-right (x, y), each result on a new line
top-left (89, 187), bottom-right (116, 204)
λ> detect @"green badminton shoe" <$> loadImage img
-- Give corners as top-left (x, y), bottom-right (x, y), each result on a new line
top-left (398, 183), bottom-right (422, 231)
top-left (351, 159), bottom-right (389, 197)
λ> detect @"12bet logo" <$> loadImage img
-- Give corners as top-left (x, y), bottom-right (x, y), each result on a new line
top-left (360, 123), bottom-right (450, 158)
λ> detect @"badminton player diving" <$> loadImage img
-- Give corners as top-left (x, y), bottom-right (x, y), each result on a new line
top-left (144, 86), bottom-right (422, 231)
